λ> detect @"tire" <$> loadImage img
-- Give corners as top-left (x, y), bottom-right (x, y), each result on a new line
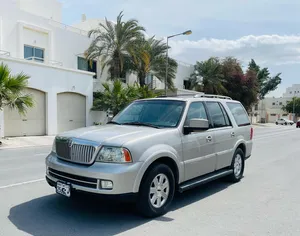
top-left (275, 122), bottom-right (278, 125)
top-left (136, 163), bottom-right (175, 218)
top-left (226, 148), bottom-right (245, 183)
top-left (285, 122), bottom-right (287, 125)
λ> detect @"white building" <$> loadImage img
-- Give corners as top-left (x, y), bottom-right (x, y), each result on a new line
top-left (251, 84), bottom-right (300, 123)
top-left (282, 84), bottom-right (300, 98)
top-left (0, 0), bottom-right (194, 137)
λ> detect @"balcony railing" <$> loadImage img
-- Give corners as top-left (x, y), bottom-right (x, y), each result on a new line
top-left (48, 19), bottom-right (89, 37)
top-left (0, 50), bottom-right (10, 56)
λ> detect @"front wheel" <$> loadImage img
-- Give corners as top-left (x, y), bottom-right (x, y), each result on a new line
top-left (136, 163), bottom-right (175, 218)
top-left (285, 122), bottom-right (287, 125)
top-left (226, 148), bottom-right (245, 182)
top-left (276, 122), bottom-right (278, 125)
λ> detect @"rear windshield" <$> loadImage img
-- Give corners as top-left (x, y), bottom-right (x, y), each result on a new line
top-left (226, 102), bottom-right (250, 126)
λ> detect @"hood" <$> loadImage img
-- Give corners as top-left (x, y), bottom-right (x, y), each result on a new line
top-left (57, 124), bottom-right (170, 146)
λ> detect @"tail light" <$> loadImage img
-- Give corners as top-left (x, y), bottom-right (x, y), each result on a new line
top-left (250, 127), bottom-right (253, 140)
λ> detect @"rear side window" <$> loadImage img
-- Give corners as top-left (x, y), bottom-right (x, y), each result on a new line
top-left (226, 102), bottom-right (250, 126)
top-left (206, 102), bottom-right (230, 128)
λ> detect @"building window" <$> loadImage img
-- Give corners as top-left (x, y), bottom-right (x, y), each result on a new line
top-left (183, 80), bottom-right (191, 89)
top-left (24, 45), bottom-right (44, 62)
top-left (255, 104), bottom-right (258, 110)
top-left (77, 57), bottom-right (97, 79)
top-left (290, 91), bottom-right (292, 94)
top-left (270, 114), bottom-right (277, 116)
top-left (272, 102), bottom-right (275, 105)
top-left (279, 102), bottom-right (282, 105)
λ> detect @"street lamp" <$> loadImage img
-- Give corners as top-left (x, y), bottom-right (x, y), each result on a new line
top-left (165, 30), bottom-right (192, 95)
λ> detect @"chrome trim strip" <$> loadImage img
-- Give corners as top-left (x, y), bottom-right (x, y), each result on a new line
top-left (49, 170), bottom-right (97, 185)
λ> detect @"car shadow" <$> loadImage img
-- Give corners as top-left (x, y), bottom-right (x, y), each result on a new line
top-left (8, 180), bottom-right (231, 236)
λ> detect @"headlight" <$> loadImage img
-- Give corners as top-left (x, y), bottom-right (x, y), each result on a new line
top-left (96, 146), bottom-right (132, 163)
top-left (52, 139), bottom-right (56, 153)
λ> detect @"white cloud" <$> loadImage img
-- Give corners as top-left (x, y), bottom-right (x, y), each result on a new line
top-left (167, 34), bottom-right (300, 66)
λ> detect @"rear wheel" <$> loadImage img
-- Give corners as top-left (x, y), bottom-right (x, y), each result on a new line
top-left (226, 148), bottom-right (245, 182)
top-left (276, 122), bottom-right (278, 125)
top-left (136, 163), bottom-right (175, 218)
top-left (285, 122), bottom-right (287, 125)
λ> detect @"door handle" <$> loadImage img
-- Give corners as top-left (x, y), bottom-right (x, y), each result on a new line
top-left (231, 132), bottom-right (235, 137)
top-left (206, 135), bottom-right (212, 142)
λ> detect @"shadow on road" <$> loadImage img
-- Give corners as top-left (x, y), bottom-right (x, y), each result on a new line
top-left (8, 180), bottom-right (231, 236)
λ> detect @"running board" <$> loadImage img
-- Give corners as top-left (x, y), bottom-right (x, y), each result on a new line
top-left (178, 169), bottom-right (233, 193)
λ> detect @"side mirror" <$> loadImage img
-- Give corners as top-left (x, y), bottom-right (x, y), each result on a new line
top-left (184, 118), bottom-right (209, 134)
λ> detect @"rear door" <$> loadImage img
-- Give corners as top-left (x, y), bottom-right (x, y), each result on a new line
top-left (205, 101), bottom-right (236, 170)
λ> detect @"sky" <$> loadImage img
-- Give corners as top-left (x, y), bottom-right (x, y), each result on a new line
top-left (58, 0), bottom-right (300, 97)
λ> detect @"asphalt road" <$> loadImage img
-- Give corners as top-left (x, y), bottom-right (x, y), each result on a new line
top-left (0, 125), bottom-right (300, 236)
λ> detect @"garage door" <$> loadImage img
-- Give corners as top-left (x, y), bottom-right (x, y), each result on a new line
top-left (4, 88), bottom-right (46, 137)
top-left (57, 92), bottom-right (86, 133)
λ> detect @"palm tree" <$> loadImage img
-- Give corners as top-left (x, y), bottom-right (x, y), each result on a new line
top-left (85, 11), bottom-right (145, 80)
top-left (92, 80), bottom-right (158, 116)
top-left (129, 37), bottom-right (178, 89)
top-left (0, 63), bottom-right (34, 115)
top-left (190, 57), bottom-right (226, 94)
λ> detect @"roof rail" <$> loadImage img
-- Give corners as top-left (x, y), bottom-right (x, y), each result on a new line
top-left (194, 94), bottom-right (232, 100)
top-left (156, 93), bottom-right (202, 98)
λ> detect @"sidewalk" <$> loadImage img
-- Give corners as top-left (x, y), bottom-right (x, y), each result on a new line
top-left (0, 136), bottom-right (55, 149)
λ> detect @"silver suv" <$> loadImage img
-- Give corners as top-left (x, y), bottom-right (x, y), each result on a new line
top-left (46, 94), bottom-right (253, 217)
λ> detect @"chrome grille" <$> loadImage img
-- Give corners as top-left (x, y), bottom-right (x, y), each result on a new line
top-left (70, 144), bottom-right (95, 163)
top-left (55, 137), bottom-right (98, 164)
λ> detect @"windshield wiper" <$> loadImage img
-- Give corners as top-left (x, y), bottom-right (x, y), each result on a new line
top-left (107, 121), bottom-right (121, 125)
top-left (122, 122), bottom-right (161, 129)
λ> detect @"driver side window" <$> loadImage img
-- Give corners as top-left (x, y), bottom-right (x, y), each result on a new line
top-left (184, 102), bottom-right (208, 126)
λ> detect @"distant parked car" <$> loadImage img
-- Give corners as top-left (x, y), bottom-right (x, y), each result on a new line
top-left (275, 118), bottom-right (294, 125)
top-left (296, 120), bottom-right (300, 128)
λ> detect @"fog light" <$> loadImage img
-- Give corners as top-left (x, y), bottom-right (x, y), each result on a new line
top-left (101, 180), bottom-right (113, 189)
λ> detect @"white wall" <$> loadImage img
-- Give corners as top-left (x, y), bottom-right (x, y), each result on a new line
top-left (174, 62), bottom-right (194, 89)
top-left (18, 0), bottom-right (62, 22)
top-left (0, 1), bottom-right (91, 69)
top-left (0, 57), bottom-right (94, 137)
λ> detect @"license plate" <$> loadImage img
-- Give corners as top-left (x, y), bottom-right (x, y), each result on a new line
top-left (56, 182), bottom-right (71, 197)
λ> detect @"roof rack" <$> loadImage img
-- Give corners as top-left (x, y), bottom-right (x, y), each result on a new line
top-left (194, 94), bottom-right (232, 100)
top-left (156, 93), bottom-right (232, 100)
top-left (156, 93), bottom-right (201, 98)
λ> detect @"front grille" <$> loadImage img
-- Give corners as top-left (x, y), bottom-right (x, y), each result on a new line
top-left (56, 137), bottom-right (98, 164)
top-left (48, 168), bottom-right (98, 189)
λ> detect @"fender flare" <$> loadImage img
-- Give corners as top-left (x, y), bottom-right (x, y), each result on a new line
top-left (133, 144), bottom-right (183, 193)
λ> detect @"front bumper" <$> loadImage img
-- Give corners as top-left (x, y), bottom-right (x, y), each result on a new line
top-left (46, 152), bottom-right (143, 195)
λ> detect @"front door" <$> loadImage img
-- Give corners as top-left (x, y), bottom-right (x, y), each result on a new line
top-left (181, 102), bottom-right (216, 181)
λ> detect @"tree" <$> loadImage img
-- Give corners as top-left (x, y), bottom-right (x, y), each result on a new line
top-left (248, 59), bottom-right (282, 99)
top-left (221, 57), bottom-right (258, 111)
top-left (283, 97), bottom-right (300, 117)
top-left (189, 57), bottom-right (227, 94)
top-left (0, 63), bottom-right (34, 115)
top-left (92, 80), bottom-right (158, 116)
top-left (129, 36), bottom-right (178, 89)
top-left (187, 57), bottom-right (259, 111)
top-left (85, 11), bottom-right (145, 80)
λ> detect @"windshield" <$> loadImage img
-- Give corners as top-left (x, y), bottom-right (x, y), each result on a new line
top-left (112, 100), bottom-right (186, 128)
